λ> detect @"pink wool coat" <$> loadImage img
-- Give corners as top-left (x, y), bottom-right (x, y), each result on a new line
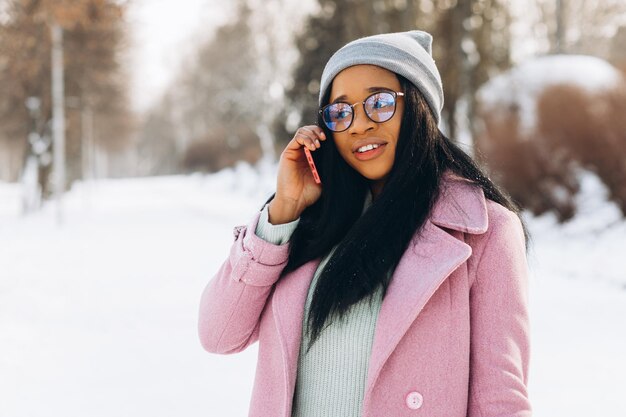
top-left (198, 172), bottom-right (532, 417)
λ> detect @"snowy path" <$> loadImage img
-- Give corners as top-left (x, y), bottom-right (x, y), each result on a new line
top-left (1, 168), bottom-right (624, 417)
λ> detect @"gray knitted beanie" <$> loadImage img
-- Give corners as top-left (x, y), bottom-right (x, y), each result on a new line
top-left (318, 30), bottom-right (444, 125)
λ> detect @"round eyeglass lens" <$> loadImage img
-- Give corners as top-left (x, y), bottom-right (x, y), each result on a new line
top-left (365, 92), bottom-right (396, 122)
top-left (323, 103), bottom-right (353, 132)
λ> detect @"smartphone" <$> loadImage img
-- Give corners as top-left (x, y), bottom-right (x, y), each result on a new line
top-left (303, 147), bottom-right (321, 184)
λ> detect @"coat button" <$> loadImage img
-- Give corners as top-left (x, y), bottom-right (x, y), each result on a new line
top-left (405, 391), bottom-right (423, 410)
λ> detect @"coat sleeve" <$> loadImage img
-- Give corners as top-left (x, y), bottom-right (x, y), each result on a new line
top-left (467, 204), bottom-right (532, 417)
top-left (197, 209), bottom-right (294, 354)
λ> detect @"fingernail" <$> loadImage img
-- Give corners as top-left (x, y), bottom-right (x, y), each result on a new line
top-left (315, 139), bottom-right (320, 146)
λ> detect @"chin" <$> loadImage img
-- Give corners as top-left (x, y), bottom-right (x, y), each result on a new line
top-left (361, 174), bottom-right (384, 180)
top-left (358, 171), bottom-right (390, 181)
top-left (347, 160), bottom-right (391, 180)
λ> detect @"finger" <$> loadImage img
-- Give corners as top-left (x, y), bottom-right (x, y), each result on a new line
top-left (288, 131), bottom-right (313, 148)
top-left (295, 130), bottom-right (317, 143)
top-left (294, 131), bottom-right (318, 150)
top-left (302, 126), bottom-right (326, 141)
top-left (299, 127), bottom-right (323, 148)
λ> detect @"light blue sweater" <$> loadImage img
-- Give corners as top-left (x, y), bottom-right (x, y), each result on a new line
top-left (254, 191), bottom-right (388, 417)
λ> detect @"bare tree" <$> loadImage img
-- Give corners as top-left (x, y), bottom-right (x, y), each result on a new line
top-left (533, 0), bottom-right (626, 58)
top-left (0, 0), bottom-right (132, 199)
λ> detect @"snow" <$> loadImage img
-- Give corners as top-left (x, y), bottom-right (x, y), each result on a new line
top-left (1, 163), bottom-right (625, 417)
top-left (477, 54), bottom-right (624, 135)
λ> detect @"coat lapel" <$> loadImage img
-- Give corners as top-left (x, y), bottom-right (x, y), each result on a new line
top-left (364, 173), bottom-right (489, 400)
top-left (272, 172), bottom-right (489, 406)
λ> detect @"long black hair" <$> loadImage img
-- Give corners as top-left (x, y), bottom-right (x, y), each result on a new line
top-left (263, 73), bottom-right (530, 353)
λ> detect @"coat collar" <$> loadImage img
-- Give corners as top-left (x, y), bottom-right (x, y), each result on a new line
top-left (272, 170), bottom-right (489, 411)
top-left (362, 170), bottom-right (488, 235)
top-left (429, 170), bottom-right (489, 235)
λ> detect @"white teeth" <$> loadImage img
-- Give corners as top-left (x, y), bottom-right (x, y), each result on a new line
top-left (357, 144), bottom-right (381, 153)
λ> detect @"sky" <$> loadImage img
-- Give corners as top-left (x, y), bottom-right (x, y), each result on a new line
top-left (125, 0), bottom-right (231, 112)
top-left (118, 0), bottom-right (626, 115)
top-left (119, 0), bottom-right (607, 115)
top-left (121, 0), bottom-right (539, 115)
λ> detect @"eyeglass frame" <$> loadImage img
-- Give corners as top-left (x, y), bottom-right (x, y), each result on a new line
top-left (318, 90), bottom-right (405, 133)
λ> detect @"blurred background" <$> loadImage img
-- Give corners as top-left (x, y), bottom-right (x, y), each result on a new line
top-left (0, 0), bottom-right (625, 416)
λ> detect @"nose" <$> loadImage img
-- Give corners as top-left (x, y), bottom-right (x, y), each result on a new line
top-left (348, 103), bottom-right (375, 135)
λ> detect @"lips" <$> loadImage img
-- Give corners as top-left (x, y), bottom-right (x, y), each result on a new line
top-left (353, 143), bottom-right (387, 161)
top-left (352, 138), bottom-right (389, 153)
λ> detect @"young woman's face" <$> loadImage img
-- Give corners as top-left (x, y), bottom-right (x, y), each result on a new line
top-left (328, 64), bottom-right (404, 189)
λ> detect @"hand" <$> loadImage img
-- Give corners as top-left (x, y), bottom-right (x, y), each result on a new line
top-left (269, 125), bottom-right (327, 225)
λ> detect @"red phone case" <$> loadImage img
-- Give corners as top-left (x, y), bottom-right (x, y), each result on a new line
top-left (303, 147), bottom-right (321, 184)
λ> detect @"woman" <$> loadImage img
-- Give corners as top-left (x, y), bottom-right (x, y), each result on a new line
top-left (198, 30), bottom-right (532, 417)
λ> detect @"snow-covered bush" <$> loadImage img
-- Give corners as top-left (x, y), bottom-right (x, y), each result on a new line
top-left (476, 55), bottom-right (626, 221)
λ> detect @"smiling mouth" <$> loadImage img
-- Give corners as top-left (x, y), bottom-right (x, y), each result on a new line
top-left (354, 143), bottom-right (387, 160)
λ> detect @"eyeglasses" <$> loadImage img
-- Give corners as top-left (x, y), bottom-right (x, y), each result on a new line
top-left (319, 90), bottom-right (404, 132)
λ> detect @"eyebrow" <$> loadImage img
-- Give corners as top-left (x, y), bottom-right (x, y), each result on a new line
top-left (331, 86), bottom-right (394, 104)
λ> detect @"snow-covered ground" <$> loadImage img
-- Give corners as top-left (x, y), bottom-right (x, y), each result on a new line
top-left (1, 163), bottom-right (625, 417)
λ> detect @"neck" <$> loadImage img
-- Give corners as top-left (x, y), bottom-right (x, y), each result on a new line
top-left (370, 180), bottom-right (385, 201)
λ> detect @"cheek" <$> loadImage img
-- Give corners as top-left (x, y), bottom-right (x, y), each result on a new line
top-left (339, 148), bottom-right (354, 164)
top-left (333, 137), bottom-right (352, 159)
top-left (390, 120), bottom-right (403, 144)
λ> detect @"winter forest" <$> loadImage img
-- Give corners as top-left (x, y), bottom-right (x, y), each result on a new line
top-left (1, 0), bottom-right (626, 416)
